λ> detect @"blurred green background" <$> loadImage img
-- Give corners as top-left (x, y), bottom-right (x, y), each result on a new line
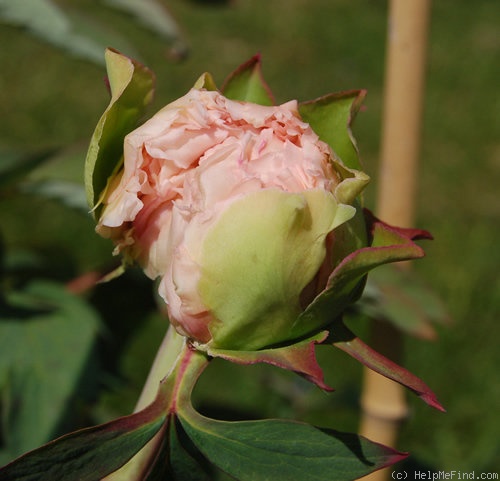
top-left (0, 0), bottom-right (498, 475)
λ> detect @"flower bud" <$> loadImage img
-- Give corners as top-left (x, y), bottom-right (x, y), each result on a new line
top-left (96, 86), bottom-right (368, 350)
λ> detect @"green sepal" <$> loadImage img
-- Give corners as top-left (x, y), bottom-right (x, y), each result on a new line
top-left (221, 54), bottom-right (275, 105)
top-left (192, 72), bottom-right (218, 91)
top-left (84, 48), bottom-right (155, 218)
top-left (329, 200), bottom-right (369, 271)
top-left (299, 90), bottom-right (366, 171)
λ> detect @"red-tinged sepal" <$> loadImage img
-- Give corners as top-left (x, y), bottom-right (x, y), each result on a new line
top-left (202, 330), bottom-right (332, 391)
top-left (291, 209), bottom-right (432, 341)
top-left (329, 320), bottom-right (445, 411)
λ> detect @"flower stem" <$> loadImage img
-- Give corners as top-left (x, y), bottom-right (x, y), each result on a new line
top-left (134, 324), bottom-right (186, 412)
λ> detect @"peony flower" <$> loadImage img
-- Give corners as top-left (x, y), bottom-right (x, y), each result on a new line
top-left (85, 50), bottom-right (439, 411)
top-left (95, 87), bottom-right (368, 351)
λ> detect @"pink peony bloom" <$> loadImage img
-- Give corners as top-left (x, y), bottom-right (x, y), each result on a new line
top-left (97, 88), bottom-right (366, 350)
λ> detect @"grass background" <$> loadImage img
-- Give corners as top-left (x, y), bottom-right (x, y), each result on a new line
top-left (0, 0), bottom-right (498, 475)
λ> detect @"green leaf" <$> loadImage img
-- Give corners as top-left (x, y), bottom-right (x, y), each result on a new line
top-left (0, 378), bottom-right (171, 481)
top-left (221, 54), bottom-right (275, 105)
top-left (299, 90), bottom-right (366, 170)
top-left (166, 417), bottom-right (212, 481)
top-left (84, 48), bottom-right (155, 217)
top-left (179, 409), bottom-right (407, 481)
top-left (0, 281), bottom-right (100, 464)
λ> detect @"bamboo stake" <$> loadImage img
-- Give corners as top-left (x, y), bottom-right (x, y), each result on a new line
top-left (359, 1), bottom-right (431, 480)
